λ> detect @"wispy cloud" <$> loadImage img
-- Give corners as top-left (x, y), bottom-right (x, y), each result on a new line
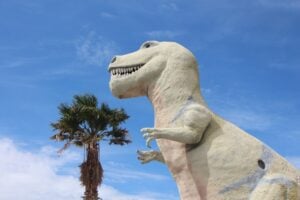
top-left (41, 62), bottom-right (93, 78)
top-left (76, 32), bottom-right (118, 67)
top-left (204, 87), bottom-right (296, 132)
top-left (0, 76), bottom-right (38, 89)
top-left (222, 109), bottom-right (274, 131)
top-left (0, 56), bottom-right (49, 69)
top-left (258, 0), bottom-right (300, 9)
top-left (146, 30), bottom-right (184, 40)
top-left (104, 161), bottom-right (169, 183)
top-left (160, 2), bottom-right (179, 11)
top-left (2, 1), bottom-right (44, 14)
top-left (268, 61), bottom-right (300, 71)
top-left (100, 12), bottom-right (116, 18)
top-left (0, 60), bottom-right (28, 69)
top-left (0, 137), bottom-right (176, 200)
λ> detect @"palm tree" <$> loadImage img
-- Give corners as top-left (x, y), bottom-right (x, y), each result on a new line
top-left (50, 94), bottom-right (131, 200)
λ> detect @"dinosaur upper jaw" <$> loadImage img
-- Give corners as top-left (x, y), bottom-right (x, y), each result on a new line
top-left (108, 63), bottom-right (145, 78)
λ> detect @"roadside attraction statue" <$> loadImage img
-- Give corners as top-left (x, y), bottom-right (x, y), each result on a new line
top-left (108, 41), bottom-right (300, 200)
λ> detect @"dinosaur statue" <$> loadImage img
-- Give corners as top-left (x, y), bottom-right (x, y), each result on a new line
top-left (108, 41), bottom-right (300, 200)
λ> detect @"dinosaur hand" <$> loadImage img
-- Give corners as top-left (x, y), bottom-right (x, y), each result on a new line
top-left (137, 150), bottom-right (158, 164)
top-left (140, 128), bottom-right (157, 148)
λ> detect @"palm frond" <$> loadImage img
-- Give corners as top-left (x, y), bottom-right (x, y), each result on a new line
top-left (57, 141), bottom-right (71, 154)
top-left (51, 94), bottom-right (131, 146)
top-left (74, 94), bottom-right (98, 108)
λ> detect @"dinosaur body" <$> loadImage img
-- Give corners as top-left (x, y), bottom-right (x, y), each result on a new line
top-left (108, 41), bottom-right (300, 199)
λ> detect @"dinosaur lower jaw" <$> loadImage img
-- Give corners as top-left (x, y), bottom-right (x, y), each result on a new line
top-left (109, 63), bottom-right (145, 78)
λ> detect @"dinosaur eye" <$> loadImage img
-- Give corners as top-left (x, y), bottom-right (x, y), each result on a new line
top-left (140, 41), bottom-right (159, 49)
top-left (144, 43), bottom-right (152, 48)
top-left (258, 159), bottom-right (265, 169)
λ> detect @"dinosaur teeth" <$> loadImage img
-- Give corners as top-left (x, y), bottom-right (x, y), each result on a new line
top-left (110, 63), bottom-right (145, 77)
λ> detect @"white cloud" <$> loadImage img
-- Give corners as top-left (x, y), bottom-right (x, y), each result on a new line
top-left (0, 138), bottom-right (83, 200)
top-left (76, 32), bottom-right (118, 67)
top-left (0, 138), bottom-right (177, 200)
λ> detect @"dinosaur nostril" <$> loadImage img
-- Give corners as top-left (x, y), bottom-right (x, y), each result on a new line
top-left (111, 56), bottom-right (117, 63)
top-left (258, 159), bottom-right (265, 169)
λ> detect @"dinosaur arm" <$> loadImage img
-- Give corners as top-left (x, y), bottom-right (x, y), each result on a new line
top-left (141, 104), bottom-right (212, 147)
top-left (142, 126), bottom-right (206, 147)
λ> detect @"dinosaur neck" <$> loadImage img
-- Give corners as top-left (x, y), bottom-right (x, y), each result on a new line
top-left (147, 68), bottom-right (205, 126)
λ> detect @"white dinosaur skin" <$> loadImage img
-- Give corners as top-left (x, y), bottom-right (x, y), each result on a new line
top-left (108, 41), bottom-right (300, 200)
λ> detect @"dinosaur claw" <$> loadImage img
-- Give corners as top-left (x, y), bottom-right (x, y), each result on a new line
top-left (142, 133), bottom-right (148, 139)
top-left (136, 149), bottom-right (159, 164)
top-left (146, 137), bottom-right (153, 148)
top-left (141, 128), bottom-right (157, 148)
top-left (140, 128), bottom-right (148, 133)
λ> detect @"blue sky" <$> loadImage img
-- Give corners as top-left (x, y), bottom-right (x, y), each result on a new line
top-left (0, 0), bottom-right (299, 199)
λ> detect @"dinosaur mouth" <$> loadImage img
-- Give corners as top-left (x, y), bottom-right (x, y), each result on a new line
top-left (109, 63), bottom-right (145, 77)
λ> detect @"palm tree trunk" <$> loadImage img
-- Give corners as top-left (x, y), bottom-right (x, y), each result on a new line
top-left (80, 142), bottom-right (103, 200)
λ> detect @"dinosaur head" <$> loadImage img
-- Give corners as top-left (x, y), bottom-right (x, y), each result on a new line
top-left (108, 41), bottom-right (198, 99)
